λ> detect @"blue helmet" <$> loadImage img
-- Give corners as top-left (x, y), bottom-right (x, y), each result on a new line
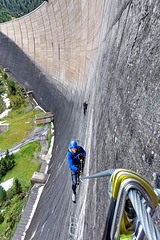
top-left (70, 140), bottom-right (78, 149)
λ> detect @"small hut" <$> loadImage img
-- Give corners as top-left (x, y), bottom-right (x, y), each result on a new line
top-left (35, 112), bottom-right (54, 125)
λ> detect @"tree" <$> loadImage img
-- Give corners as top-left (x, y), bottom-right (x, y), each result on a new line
top-left (14, 178), bottom-right (22, 194)
top-left (0, 186), bottom-right (6, 202)
top-left (3, 72), bottom-right (8, 79)
top-left (0, 213), bottom-right (4, 224)
top-left (0, 152), bottom-right (15, 177)
top-left (0, 160), bottom-right (7, 176)
top-left (7, 79), bottom-right (16, 95)
top-left (5, 149), bottom-right (10, 160)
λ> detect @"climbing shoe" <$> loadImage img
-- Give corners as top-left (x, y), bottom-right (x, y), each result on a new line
top-left (72, 192), bottom-right (76, 203)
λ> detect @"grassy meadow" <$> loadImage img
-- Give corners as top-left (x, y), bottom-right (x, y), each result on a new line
top-left (0, 68), bottom-right (44, 239)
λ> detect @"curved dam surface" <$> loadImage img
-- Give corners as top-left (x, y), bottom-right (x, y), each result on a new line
top-left (0, 0), bottom-right (160, 239)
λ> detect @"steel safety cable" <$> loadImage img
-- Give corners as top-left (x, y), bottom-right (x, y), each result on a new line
top-left (128, 189), bottom-right (160, 240)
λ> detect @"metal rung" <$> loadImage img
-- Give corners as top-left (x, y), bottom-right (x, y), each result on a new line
top-left (69, 215), bottom-right (78, 238)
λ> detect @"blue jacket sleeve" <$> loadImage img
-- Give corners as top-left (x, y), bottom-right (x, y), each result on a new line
top-left (68, 151), bottom-right (77, 172)
top-left (78, 146), bottom-right (86, 157)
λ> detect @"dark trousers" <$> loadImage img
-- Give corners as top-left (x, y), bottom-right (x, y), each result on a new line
top-left (71, 171), bottom-right (79, 194)
top-left (83, 107), bottom-right (87, 115)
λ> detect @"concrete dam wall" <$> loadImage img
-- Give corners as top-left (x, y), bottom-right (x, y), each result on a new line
top-left (0, 0), bottom-right (160, 239)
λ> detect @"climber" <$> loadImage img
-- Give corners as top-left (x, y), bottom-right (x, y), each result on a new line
top-left (68, 140), bottom-right (86, 203)
top-left (83, 100), bottom-right (88, 115)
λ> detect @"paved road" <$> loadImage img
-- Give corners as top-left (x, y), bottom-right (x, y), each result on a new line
top-left (0, 124), bottom-right (49, 158)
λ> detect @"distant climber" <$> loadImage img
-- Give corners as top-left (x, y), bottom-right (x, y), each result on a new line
top-left (83, 100), bottom-right (88, 115)
top-left (68, 140), bottom-right (86, 203)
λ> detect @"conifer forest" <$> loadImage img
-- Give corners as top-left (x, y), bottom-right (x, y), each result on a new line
top-left (0, 0), bottom-right (43, 23)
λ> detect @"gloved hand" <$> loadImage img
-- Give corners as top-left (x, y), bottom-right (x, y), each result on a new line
top-left (79, 153), bottom-right (83, 159)
top-left (79, 153), bottom-right (86, 160)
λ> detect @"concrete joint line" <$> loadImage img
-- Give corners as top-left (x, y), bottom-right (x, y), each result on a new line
top-left (110, 0), bottom-right (132, 30)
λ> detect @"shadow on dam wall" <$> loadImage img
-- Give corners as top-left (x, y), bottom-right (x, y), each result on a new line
top-left (0, 0), bottom-right (160, 239)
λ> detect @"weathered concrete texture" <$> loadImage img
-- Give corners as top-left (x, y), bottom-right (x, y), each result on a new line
top-left (0, 124), bottom-right (9, 134)
top-left (31, 172), bottom-right (49, 185)
top-left (0, 0), bottom-right (160, 240)
top-left (0, 0), bottom-right (103, 89)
